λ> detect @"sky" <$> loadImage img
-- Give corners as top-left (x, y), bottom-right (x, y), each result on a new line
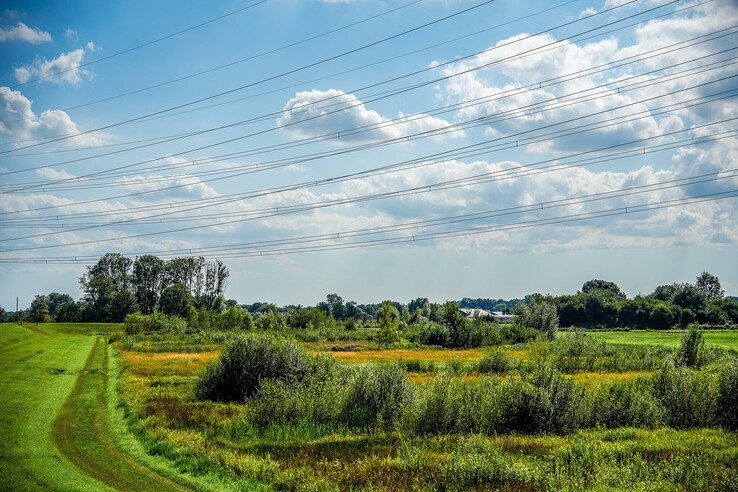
top-left (0, 0), bottom-right (737, 308)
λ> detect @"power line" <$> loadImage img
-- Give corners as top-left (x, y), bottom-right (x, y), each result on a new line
top-left (2, 0), bottom-right (718, 182)
top-left (11, 50), bottom-right (736, 192)
top-left (4, 130), bottom-right (733, 229)
top-left (0, 0), bottom-right (429, 124)
top-left (7, 1), bottom-right (270, 88)
top-left (2, 187), bottom-right (736, 262)
top-left (2, 104), bottom-right (734, 246)
top-left (0, 0), bottom-right (501, 153)
top-left (3, 72), bottom-right (733, 218)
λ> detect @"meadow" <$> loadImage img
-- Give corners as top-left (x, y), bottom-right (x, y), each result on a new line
top-left (2, 322), bottom-right (737, 491)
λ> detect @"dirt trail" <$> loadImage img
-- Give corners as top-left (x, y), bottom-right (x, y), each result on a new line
top-left (53, 337), bottom-right (191, 492)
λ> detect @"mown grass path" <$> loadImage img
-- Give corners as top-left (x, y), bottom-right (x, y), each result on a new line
top-left (0, 324), bottom-right (191, 491)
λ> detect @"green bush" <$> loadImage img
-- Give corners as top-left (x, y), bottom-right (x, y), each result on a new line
top-left (341, 364), bottom-right (411, 430)
top-left (417, 322), bottom-right (450, 347)
top-left (253, 311), bottom-right (287, 331)
top-left (478, 348), bottom-right (514, 374)
top-left (651, 361), bottom-right (718, 428)
top-left (676, 324), bottom-right (705, 368)
top-left (124, 312), bottom-right (186, 334)
top-left (717, 360), bottom-right (738, 430)
top-left (219, 305), bottom-right (245, 330)
top-left (589, 380), bottom-right (664, 428)
top-left (195, 335), bottom-right (312, 402)
top-left (507, 365), bottom-right (587, 433)
top-left (517, 301), bottom-right (559, 339)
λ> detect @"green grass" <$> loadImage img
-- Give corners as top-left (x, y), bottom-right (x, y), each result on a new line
top-left (0, 323), bottom-right (107, 490)
top-left (588, 330), bottom-right (738, 350)
top-left (0, 323), bottom-right (204, 491)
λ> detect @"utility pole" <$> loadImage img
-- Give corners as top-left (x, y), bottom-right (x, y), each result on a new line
top-left (16, 297), bottom-right (18, 313)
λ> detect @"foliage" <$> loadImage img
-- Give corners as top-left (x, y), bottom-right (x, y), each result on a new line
top-left (159, 283), bottom-right (193, 318)
top-left (123, 313), bottom-right (186, 335)
top-left (716, 360), bottom-right (738, 430)
top-left (651, 361), bottom-right (718, 428)
top-left (516, 301), bottom-right (559, 339)
top-left (341, 364), bottom-right (411, 430)
top-left (218, 305), bottom-right (245, 330)
top-left (195, 335), bottom-right (312, 402)
top-left (374, 301), bottom-right (400, 347)
top-left (676, 324), bottom-right (705, 368)
top-left (28, 295), bottom-right (50, 323)
top-left (477, 348), bottom-right (514, 374)
top-left (253, 311), bottom-right (287, 331)
top-left (581, 279), bottom-right (626, 300)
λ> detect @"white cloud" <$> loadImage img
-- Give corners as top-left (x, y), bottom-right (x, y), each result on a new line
top-left (35, 167), bottom-right (79, 181)
top-left (14, 44), bottom-right (94, 85)
top-left (63, 28), bottom-right (78, 38)
top-left (276, 89), bottom-right (464, 143)
top-left (0, 22), bottom-right (51, 43)
top-left (116, 174), bottom-right (220, 201)
top-left (0, 87), bottom-right (107, 148)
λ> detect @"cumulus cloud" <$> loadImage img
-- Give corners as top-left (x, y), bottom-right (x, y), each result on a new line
top-left (436, 1), bottom-right (738, 155)
top-left (276, 89), bottom-right (464, 143)
top-left (0, 22), bottom-right (51, 43)
top-left (115, 174), bottom-right (220, 201)
top-left (14, 43), bottom-right (95, 85)
top-left (0, 87), bottom-right (106, 147)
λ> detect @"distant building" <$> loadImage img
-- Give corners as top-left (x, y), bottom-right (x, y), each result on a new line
top-left (460, 307), bottom-right (515, 322)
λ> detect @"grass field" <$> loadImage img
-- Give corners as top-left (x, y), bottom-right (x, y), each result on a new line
top-left (2, 322), bottom-right (737, 490)
top-left (588, 329), bottom-right (738, 350)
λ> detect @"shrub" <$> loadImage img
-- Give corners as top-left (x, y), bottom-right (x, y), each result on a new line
top-left (443, 437), bottom-right (535, 488)
top-left (251, 355), bottom-right (344, 427)
top-left (417, 322), bottom-right (450, 347)
top-left (241, 310), bottom-right (253, 330)
top-left (219, 305), bottom-right (245, 330)
top-left (478, 348), bottom-right (514, 374)
top-left (651, 361), bottom-right (718, 428)
top-left (589, 380), bottom-right (664, 428)
top-left (499, 322), bottom-right (540, 344)
top-left (341, 364), bottom-right (411, 430)
top-left (676, 324), bottom-right (704, 368)
top-left (195, 335), bottom-right (312, 402)
top-left (254, 311), bottom-right (287, 331)
top-left (717, 360), bottom-right (738, 430)
top-left (507, 365), bottom-right (587, 433)
top-left (518, 301), bottom-right (559, 339)
top-left (124, 312), bottom-right (186, 334)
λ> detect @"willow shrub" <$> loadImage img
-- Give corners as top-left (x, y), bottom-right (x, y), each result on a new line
top-left (195, 335), bottom-right (313, 402)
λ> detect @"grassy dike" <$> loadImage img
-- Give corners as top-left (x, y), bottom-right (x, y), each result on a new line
top-left (0, 323), bottom-right (224, 491)
top-left (0, 323), bottom-right (106, 490)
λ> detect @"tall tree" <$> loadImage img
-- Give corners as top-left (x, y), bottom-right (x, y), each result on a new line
top-left (581, 279), bottom-right (626, 300)
top-left (696, 271), bottom-right (724, 301)
top-left (28, 295), bottom-right (50, 323)
top-left (133, 255), bottom-right (165, 314)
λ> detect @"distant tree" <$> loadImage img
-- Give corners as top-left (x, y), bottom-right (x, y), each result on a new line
top-left (159, 283), bottom-right (193, 318)
top-left (375, 300), bottom-right (400, 346)
top-left (220, 305), bottom-right (245, 330)
top-left (408, 297), bottom-right (430, 314)
top-left (671, 284), bottom-right (707, 313)
top-left (28, 295), bottom-right (50, 323)
top-left (695, 271), bottom-right (724, 301)
top-left (0, 307), bottom-right (6, 323)
top-left (517, 301), bottom-right (559, 339)
top-left (322, 293), bottom-right (346, 319)
top-left (241, 310), bottom-right (254, 330)
top-left (581, 279), bottom-right (626, 300)
top-left (55, 301), bottom-right (82, 322)
top-left (47, 292), bottom-right (74, 318)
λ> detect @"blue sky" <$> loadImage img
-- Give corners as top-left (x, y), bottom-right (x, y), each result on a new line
top-left (0, 0), bottom-right (736, 308)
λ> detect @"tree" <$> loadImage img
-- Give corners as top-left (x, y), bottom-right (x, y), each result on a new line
top-left (109, 290), bottom-right (138, 322)
top-left (55, 301), bottom-right (82, 322)
top-left (581, 279), bottom-right (626, 300)
top-left (441, 301), bottom-right (467, 347)
top-left (517, 301), bottom-right (559, 339)
top-left (695, 271), bottom-right (724, 301)
top-left (375, 301), bottom-right (400, 346)
top-left (133, 255), bottom-right (165, 314)
top-left (47, 292), bottom-right (74, 318)
top-left (159, 283), bottom-right (193, 318)
top-left (220, 305), bottom-right (245, 329)
top-left (28, 295), bottom-right (50, 323)
top-left (0, 307), bottom-right (6, 323)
